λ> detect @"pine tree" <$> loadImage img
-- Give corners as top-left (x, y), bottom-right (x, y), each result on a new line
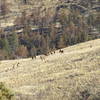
top-left (3, 37), bottom-right (11, 58)
top-left (30, 46), bottom-right (37, 59)
top-left (22, 11), bottom-right (31, 35)
top-left (8, 32), bottom-right (19, 54)
top-left (40, 35), bottom-right (49, 55)
top-left (0, 0), bottom-right (9, 16)
top-left (50, 24), bottom-right (57, 50)
top-left (57, 35), bottom-right (65, 49)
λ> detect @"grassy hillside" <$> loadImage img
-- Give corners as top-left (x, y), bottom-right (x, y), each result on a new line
top-left (0, 39), bottom-right (100, 100)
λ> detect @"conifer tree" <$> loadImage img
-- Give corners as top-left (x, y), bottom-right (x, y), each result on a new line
top-left (0, 0), bottom-right (9, 16)
top-left (3, 38), bottom-right (10, 53)
top-left (3, 37), bottom-right (11, 58)
top-left (40, 35), bottom-right (49, 55)
top-left (8, 32), bottom-right (19, 54)
top-left (57, 35), bottom-right (65, 49)
top-left (30, 46), bottom-right (37, 59)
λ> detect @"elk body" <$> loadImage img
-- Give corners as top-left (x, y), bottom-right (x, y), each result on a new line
top-left (59, 49), bottom-right (64, 53)
top-left (32, 56), bottom-right (36, 60)
top-left (40, 55), bottom-right (46, 61)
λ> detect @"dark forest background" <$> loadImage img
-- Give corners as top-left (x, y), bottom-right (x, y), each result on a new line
top-left (0, 0), bottom-right (100, 60)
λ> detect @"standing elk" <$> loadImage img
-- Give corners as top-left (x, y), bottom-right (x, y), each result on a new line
top-left (53, 51), bottom-right (56, 54)
top-left (59, 49), bottom-right (64, 53)
top-left (32, 55), bottom-right (36, 60)
top-left (40, 53), bottom-right (49, 62)
top-left (40, 55), bottom-right (46, 61)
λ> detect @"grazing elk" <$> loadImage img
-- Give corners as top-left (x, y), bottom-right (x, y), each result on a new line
top-left (59, 49), bottom-right (64, 53)
top-left (53, 51), bottom-right (56, 54)
top-left (40, 53), bottom-right (49, 62)
top-left (49, 50), bottom-right (56, 55)
top-left (32, 55), bottom-right (36, 60)
top-left (50, 52), bottom-right (53, 55)
top-left (30, 47), bottom-right (37, 60)
top-left (40, 55), bottom-right (46, 61)
top-left (12, 64), bottom-right (16, 69)
top-left (90, 45), bottom-right (92, 48)
top-left (17, 62), bottom-right (20, 67)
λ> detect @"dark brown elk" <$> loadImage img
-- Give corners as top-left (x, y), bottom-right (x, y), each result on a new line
top-left (32, 55), bottom-right (36, 60)
top-left (59, 49), bottom-right (64, 53)
top-left (50, 52), bottom-right (53, 55)
top-left (49, 50), bottom-right (55, 55)
top-left (17, 62), bottom-right (20, 67)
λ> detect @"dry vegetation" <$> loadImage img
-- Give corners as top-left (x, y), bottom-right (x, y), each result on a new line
top-left (0, 39), bottom-right (100, 100)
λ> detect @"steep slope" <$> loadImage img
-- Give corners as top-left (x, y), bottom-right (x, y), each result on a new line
top-left (0, 39), bottom-right (100, 100)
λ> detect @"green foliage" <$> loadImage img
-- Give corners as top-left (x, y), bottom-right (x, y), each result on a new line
top-left (8, 32), bottom-right (19, 53)
top-left (2, 38), bottom-right (11, 57)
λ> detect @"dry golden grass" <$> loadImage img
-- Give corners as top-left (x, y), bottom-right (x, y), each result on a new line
top-left (0, 39), bottom-right (100, 100)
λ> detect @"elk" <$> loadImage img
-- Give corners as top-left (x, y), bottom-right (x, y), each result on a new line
top-left (17, 62), bottom-right (20, 67)
top-left (53, 51), bottom-right (56, 54)
top-left (90, 45), bottom-right (92, 48)
top-left (59, 49), bottom-right (64, 53)
top-left (49, 50), bottom-right (56, 55)
top-left (40, 54), bottom-right (49, 62)
top-left (50, 52), bottom-right (53, 55)
top-left (40, 55), bottom-right (46, 61)
top-left (32, 55), bottom-right (36, 60)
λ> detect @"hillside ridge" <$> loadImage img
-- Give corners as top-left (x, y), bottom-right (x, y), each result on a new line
top-left (0, 39), bottom-right (100, 100)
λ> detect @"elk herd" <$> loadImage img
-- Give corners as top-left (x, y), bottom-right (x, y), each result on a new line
top-left (0, 49), bottom-right (64, 73)
top-left (32, 49), bottom-right (64, 62)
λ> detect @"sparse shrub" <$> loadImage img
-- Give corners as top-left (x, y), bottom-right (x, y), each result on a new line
top-left (80, 90), bottom-right (90, 100)
top-left (0, 82), bottom-right (14, 100)
top-left (87, 94), bottom-right (100, 100)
